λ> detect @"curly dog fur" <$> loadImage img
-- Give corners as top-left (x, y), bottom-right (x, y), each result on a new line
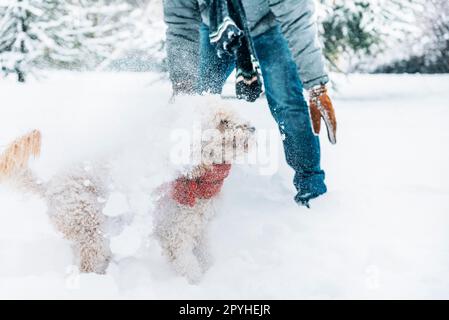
top-left (0, 131), bottom-right (120, 274)
top-left (154, 104), bottom-right (255, 283)
top-left (8, 164), bottom-right (113, 274)
top-left (44, 164), bottom-right (112, 273)
top-left (1, 101), bottom-right (255, 281)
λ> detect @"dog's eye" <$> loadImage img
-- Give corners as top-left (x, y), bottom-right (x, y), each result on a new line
top-left (219, 119), bottom-right (230, 130)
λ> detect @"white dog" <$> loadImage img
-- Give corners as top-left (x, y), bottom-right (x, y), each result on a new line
top-left (153, 103), bottom-right (256, 283)
top-left (0, 101), bottom-right (255, 281)
top-left (0, 131), bottom-right (115, 274)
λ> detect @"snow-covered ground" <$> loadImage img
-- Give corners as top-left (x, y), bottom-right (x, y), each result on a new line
top-left (0, 72), bottom-right (448, 299)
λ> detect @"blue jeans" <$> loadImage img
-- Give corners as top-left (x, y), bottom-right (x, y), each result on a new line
top-left (198, 24), bottom-right (327, 201)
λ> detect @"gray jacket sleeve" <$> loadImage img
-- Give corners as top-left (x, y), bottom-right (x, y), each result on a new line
top-left (163, 0), bottom-right (202, 94)
top-left (269, 0), bottom-right (329, 89)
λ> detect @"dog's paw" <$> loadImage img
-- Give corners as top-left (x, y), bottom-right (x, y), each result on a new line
top-left (184, 266), bottom-right (204, 285)
top-left (172, 251), bottom-right (204, 284)
top-left (193, 244), bottom-right (214, 273)
top-left (77, 240), bottom-right (112, 275)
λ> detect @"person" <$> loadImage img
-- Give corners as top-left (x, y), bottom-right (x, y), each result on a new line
top-left (163, 0), bottom-right (337, 207)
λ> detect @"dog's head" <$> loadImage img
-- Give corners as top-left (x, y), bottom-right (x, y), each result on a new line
top-left (200, 106), bottom-right (256, 166)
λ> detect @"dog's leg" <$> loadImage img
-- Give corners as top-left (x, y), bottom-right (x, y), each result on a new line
top-left (154, 197), bottom-right (204, 283)
top-left (192, 200), bottom-right (214, 273)
top-left (193, 233), bottom-right (213, 273)
top-left (170, 241), bottom-right (204, 284)
top-left (47, 169), bottom-right (112, 274)
top-left (76, 236), bottom-right (112, 274)
top-left (52, 209), bottom-right (112, 274)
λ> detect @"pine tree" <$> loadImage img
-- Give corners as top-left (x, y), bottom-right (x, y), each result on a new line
top-left (0, 0), bottom-right (44, 82)
top-left (0, 0), bottom-right (136, 80)
top-left (67, 0), bottom-right (135, 69)
top-left (34, 0), bottom-right (87, 69)
top-left (373, 0), bottom-right (449, 73)
top-left (422, 0), bottom-right (449, 72)
top-left (317, 0), bottom-right (380, 70)
top-left (317, 0), bottom-right (422, 71)
top-left (36, 0), bottom-right (136, 70)
top-left (96, 0), bottom-right (167, 71)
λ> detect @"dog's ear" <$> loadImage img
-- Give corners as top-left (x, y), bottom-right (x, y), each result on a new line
top-left (0, 130), bottom-right (41, 179)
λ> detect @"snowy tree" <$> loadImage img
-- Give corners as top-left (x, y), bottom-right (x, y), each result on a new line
top-left (421, 0), bottom-right (449, 72)
top-left (97, 0), bottom-right (167, 72)
top-left (373, 0), bottom-right (449, 73)
top-left (0, 0), bottom-right (137, 81)
top-left (316, 1), bottom-right (380, 71)
top-left (64, 0), bottom-right (136, 69)
top-left (0, 0), bottom-right (45, 82)
top-left (316, 0), bottom-right (424, 72)
top-left (35, 0), bottom-right (137, 70)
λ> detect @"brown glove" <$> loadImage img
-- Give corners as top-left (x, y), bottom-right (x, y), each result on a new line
top-left (309, 84), bottom-right (337, 145)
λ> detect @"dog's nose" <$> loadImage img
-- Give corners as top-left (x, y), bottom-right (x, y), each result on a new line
top-left (248, 126), bottom-right (256, 133)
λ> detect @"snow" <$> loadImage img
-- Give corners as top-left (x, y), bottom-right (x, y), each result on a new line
top-left (1, 72), bottom-right (449, 299)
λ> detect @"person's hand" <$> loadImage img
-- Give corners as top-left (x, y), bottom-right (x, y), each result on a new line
top-left (236, 72), bottom-right (262, 102)
top-left (309, 84), bottom-right (337, 144)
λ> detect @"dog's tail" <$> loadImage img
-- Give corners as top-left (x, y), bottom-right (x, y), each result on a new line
top-left (0, 130), bottom-right (45, 195)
